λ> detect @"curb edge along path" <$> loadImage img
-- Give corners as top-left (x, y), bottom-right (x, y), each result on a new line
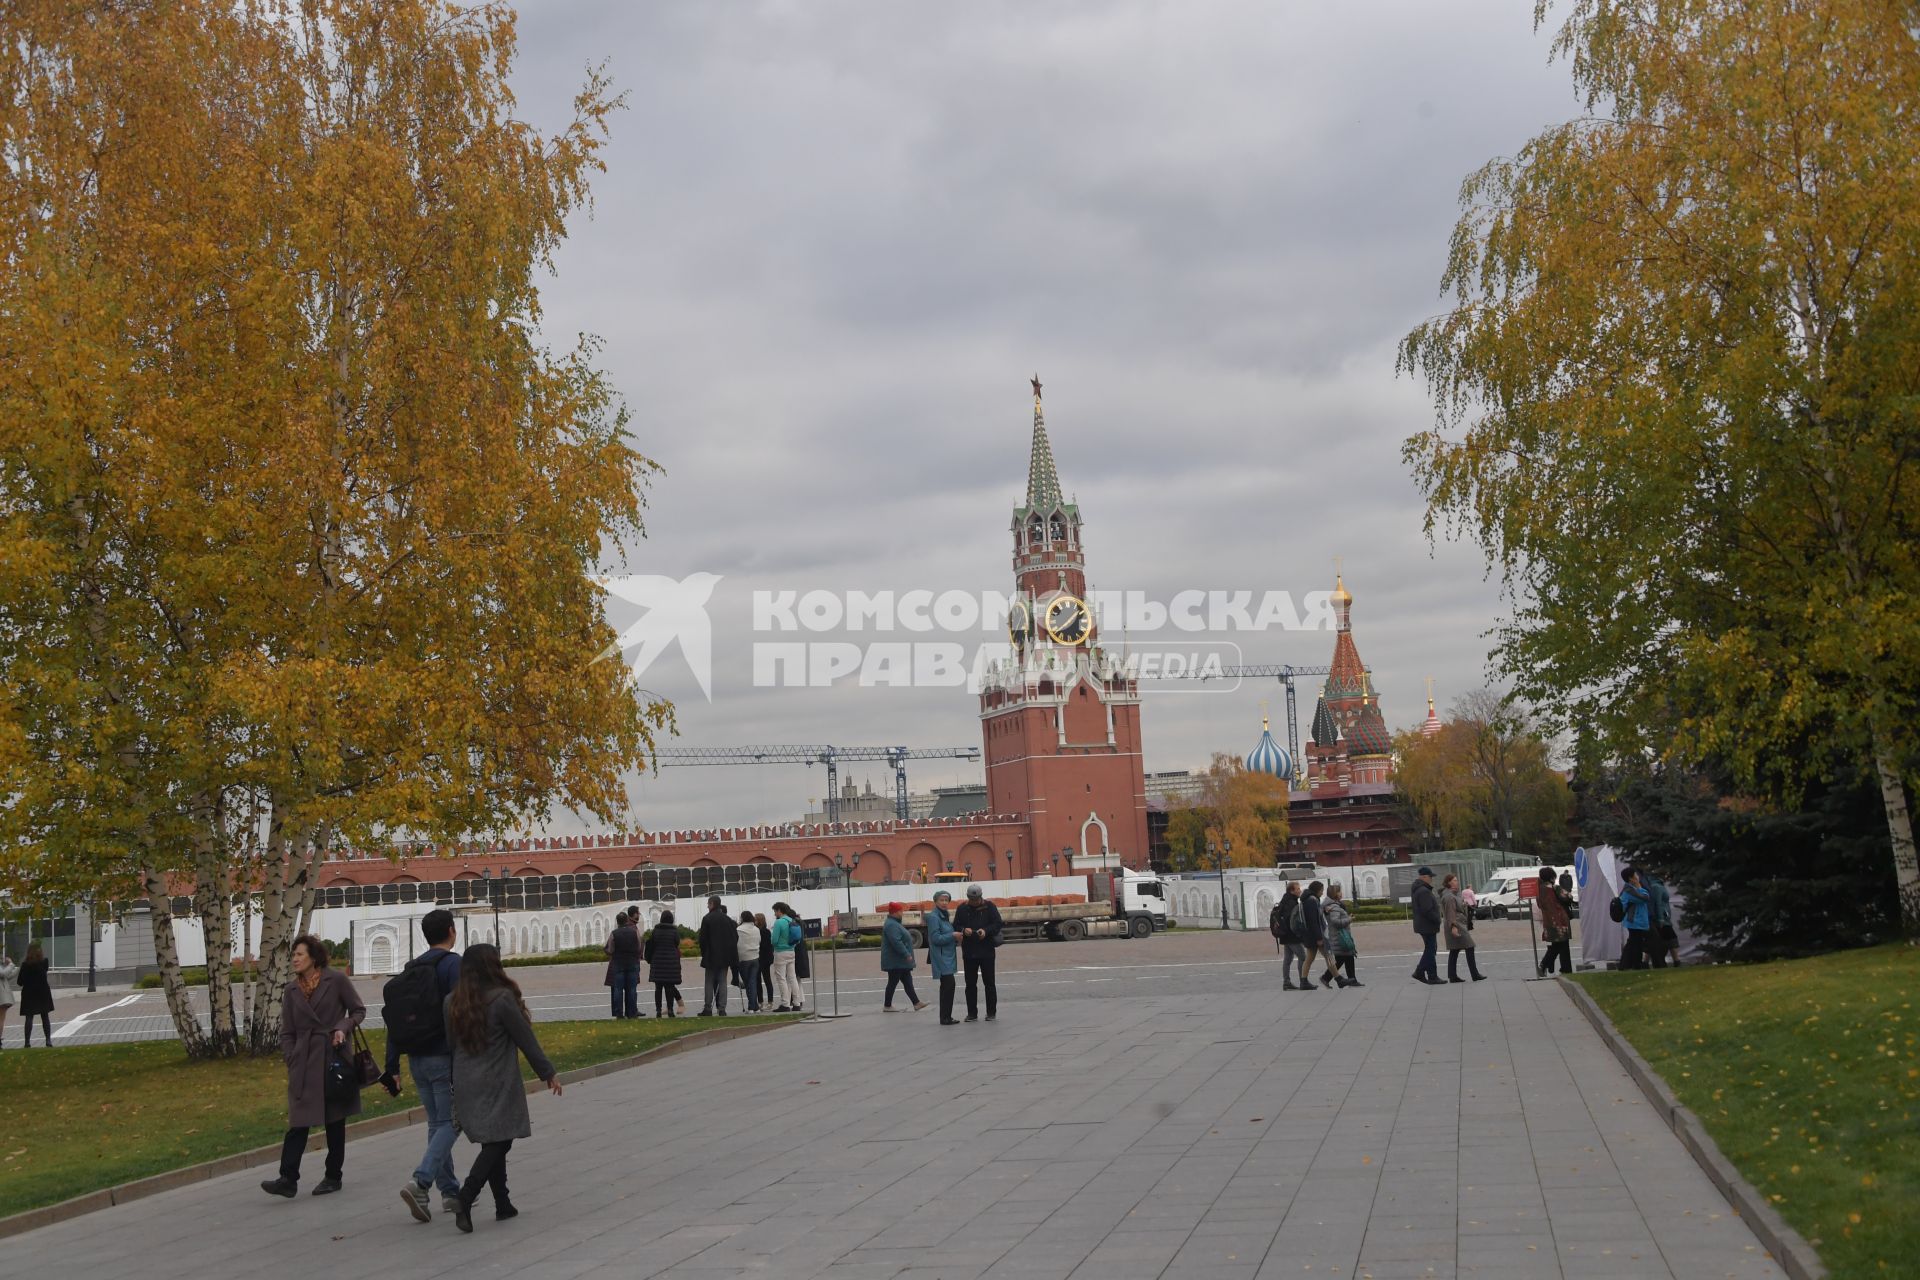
top-left (0, 1019), bottom-right (798, 1243)
top-left (1558, 979), bottom-right (1828, 1280)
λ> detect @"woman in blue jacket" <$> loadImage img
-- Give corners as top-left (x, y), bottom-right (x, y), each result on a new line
top-left (926, 891), bottom-right (960, 1025)
top-left (879, 904), bottom-right (927, 1013)
top-left (1617, 868), bottom-right (1654, 970)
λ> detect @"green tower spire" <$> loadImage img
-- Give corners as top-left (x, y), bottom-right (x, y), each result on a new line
top-left (1027, 373), bottom-right (1064, 510)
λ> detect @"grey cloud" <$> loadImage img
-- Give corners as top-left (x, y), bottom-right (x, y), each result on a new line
top-left (511, 1), bottom-right (1573, 832)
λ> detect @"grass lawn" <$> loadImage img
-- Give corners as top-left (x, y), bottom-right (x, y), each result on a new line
top-left (0, 1013), bottom-right (797, 1217)
top-left (1572, 944), bottom-right (1919, 1280)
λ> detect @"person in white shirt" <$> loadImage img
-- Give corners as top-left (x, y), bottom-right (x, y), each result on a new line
top-left (733, 911), bottom-right (764, 1013)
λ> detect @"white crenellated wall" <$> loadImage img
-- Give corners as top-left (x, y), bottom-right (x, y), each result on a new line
top-left (100, 876), bottom-right (1091, 973)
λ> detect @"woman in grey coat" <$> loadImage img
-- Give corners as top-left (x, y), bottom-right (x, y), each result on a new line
top-left (1440, 874), bottom-right (1486, 983)
top-left (261, 935), bottom-right (365, 1197)
top-left (445, 944), bottom-right (562, 1232)
top-left (1323, 884), bottom-right (1362, 988)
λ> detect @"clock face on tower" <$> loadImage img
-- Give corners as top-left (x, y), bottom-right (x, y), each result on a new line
top-left (1044, 594), bottom-right (1091, 645)
top-left (1008, 598), bottom-right (1032, 646)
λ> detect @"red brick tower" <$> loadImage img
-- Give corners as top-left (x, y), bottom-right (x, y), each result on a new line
top-left (979, 378), bottom-right (1150, 875)
top-left (1304, 573), bottom-right (1395, 787)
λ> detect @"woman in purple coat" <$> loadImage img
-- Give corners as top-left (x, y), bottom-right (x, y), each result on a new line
top-left (261, 935), bottom-right (365, 1198)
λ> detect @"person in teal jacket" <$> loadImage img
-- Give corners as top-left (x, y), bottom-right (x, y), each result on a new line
top-left (879, 904), bottom-right (927, 1012)
top-left (926, 891), bottom-right (959, 1025)
top-left (1643, 872), bottom-right (1677, 968)
top-left (1617, 867), bottom-right (1653, 970)
top-left (769, 903), bottom-right (805, 1013)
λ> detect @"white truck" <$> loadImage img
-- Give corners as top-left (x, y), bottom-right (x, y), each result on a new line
top-left (1476, 864), bottom-right (1578, 918)
top-left (843, 868), bottom-right (1170, 945)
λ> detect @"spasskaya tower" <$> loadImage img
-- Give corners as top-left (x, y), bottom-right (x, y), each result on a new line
top-left (979, 378), bottom-right (1150, 875)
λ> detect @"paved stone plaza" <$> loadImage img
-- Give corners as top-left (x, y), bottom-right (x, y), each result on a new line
top-left (13, 965), bottom-right (1781, 1280)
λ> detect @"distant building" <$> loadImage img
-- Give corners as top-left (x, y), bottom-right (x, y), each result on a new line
top-left (1285, 574), bottom-right (1414, 867)
top-left (803, 778), bottom-right (939, 824)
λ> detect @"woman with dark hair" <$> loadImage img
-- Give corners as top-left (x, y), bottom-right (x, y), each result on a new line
top-left (16, 944), bottom-right (52, 1047)
top-left (754, 912), bottom-right (775, 1007)
top-left (261, 935), bottom-right (365, 1197)
top-left (733, 910), bottom-right (763, 1013)
top-left (1536, 867), bottom-right (1574, 976)
top-left (648, 910), bottom-right (684, 1017)
top-left (446, 943), bottom-right (561, 1232)
top-left (1441, 873), bottom-right (1486, 982)
top-left (770, 903), bottom-right (805, 1013)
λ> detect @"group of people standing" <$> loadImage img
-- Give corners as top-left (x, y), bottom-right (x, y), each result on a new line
top-left (604, 897), bottom-right (809, 1019)
top-left (0, 944), bottom-right (55, 1047)
top-left (1267, 880), bottom-right (1362, 989)
top-left (877, 885), bottom-right (1004, 1023)
top-left (260, 912), bottom-right (562, 1236)
top-left (1613, 864), bottom-right (1680, 970)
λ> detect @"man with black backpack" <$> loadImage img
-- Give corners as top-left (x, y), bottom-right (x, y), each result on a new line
top-left (382, 908), bottom-right (463, 1222)
top-left (1272, 882), bottom-right (1309, 990)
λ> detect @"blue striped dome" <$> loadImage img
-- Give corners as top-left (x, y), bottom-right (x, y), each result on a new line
top-left (1246, 721), bottom-right (1292, 780)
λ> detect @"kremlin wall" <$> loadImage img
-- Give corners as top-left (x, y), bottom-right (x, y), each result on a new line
top-left (318, 386), bottom-right (1426, 895)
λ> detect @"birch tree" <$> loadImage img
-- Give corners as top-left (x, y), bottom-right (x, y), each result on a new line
top-left (1, 0), bottom-right (671, 1056)
top-left (1400, 0), bottom-right (1920, 935)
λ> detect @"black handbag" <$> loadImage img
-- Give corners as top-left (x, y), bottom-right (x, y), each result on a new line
top-left (323, 1046), bottom-right (359, 1104)
top-left (322, 1029), bottom-right (380, 1104)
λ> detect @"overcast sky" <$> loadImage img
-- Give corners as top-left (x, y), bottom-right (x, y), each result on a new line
top-left (508, 1), bottom-right (1579, 834)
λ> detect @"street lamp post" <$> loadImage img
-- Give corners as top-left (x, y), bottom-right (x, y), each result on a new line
top-left (482, 868), bottom-right (501, 948)
top-left (1005, 849), bottom-right (1015, 885)
top-left (826, 852), bottom-right (862, 1020)
top-left (86, 894), bottom-right (97, 993)
top-left (1206, 839), bottom-right (1232, 931)
top-left (832, 852), bottom-right (861, 916)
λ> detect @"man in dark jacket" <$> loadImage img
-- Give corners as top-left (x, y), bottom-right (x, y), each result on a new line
top-left (1643, 871), bottom-right (1677, 968)
top-left (696, 896), bottom-right (739, 1016)
top-left (607, 910), bottom-right (642, 1019)
top-left (1410, 867), bottom-right (1443, 985)
top-left (1301, 881), bottom-right (1335, 989)
top-left (953, 884), bottom-right (1003, 1021)
top-left (386, 908), bottom-right (463, 1220)
top-left (1275, 882), bottom-right (1308, 990)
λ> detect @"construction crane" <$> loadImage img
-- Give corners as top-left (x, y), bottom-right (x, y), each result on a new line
top-left (650, 745), bottom-right (983, 821)
top-left (1138, 664), bottom-right (1337, 770)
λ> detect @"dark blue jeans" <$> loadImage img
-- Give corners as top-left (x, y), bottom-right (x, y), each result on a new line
top-left (734, 962), bottom-right (761, 1012)
top-left (1415, 932), bottom-right (1439, 981)
top-left (611, 964), bottom-right (640, 1017)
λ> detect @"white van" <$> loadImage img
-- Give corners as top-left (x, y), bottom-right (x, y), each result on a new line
top-left (1476, 865), bottom-right (1577, 918)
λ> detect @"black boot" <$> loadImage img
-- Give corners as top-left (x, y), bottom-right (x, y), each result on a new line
top-left (260, 1177), bottom-right (297, 1198)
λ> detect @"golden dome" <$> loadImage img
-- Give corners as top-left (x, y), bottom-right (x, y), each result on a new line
top-left (1331, 572), bottom-right (1352, 604)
